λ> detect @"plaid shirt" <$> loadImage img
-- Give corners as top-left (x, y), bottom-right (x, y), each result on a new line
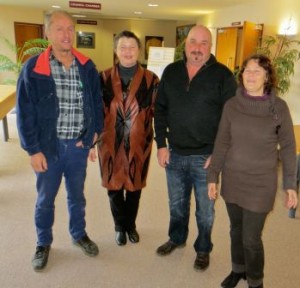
top-left (50, 54), bottom-right (84, 139)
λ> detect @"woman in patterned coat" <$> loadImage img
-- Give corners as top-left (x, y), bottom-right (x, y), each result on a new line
top-left (97, 31), bottom-right (159, 246)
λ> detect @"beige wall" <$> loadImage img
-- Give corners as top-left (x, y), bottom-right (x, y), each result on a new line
top-left (198, 0), bottom-right (300, 123)
top-left (81, 18), bottom-right (178, 71)
top-left (0, 5), bottom-right (180, 75)
top-left (1, 2), bottom-right (300, 123)
top-left (0, 5), bottom-right (44, 83)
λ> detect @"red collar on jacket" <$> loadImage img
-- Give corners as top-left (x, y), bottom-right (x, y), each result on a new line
top-left (33, 46), bottom-right (90, 76)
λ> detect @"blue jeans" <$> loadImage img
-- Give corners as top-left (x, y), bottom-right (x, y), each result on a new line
top-left (35, 139), bottom-right (89, 246)
top-left (165, 151), bottom-right (214, 253)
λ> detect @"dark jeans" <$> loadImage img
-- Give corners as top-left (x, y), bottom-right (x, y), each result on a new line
top-left (35, 139), bottom-right (89, 246)
top-left (226, 202), bottom-right (267, 287)
top-left (165, 151), bottom-right (214, 253)
top-left (108, 189), bottom-right (141, 232)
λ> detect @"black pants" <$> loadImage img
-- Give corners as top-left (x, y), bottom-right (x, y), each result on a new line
top-left (108, 189), bottom-right (141, 232)
top-left (226, 202), bottom-right (268, 287)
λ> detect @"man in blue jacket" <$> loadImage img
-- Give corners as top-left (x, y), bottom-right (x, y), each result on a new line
top-left (16, 10), bottom-right (103, 271)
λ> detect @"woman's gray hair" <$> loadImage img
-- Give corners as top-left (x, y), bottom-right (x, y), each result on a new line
top-left (113, 30), bottom-right (141, 50)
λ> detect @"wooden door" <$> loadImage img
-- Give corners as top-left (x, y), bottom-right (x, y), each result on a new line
top-left (215, 27), bottom-right (239, 71)
top-left (238, 21), bottom-right (263, 67)
top-left (14, 22), bottom-right (44, 63)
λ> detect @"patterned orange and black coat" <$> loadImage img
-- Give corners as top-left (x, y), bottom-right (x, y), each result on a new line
top-left (97, 64), bottom-right (159, 191)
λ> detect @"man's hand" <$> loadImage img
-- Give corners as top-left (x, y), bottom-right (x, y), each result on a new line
top-left (77, 133), bottom-right (99, 162)
top-left (157, 147), bottom-right (170, 168)
top-left (31, 152), bottom-right (48, 172)
top-left (203, 155), bottom-right (211, 169)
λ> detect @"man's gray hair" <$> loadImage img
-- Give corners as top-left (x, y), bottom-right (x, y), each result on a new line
top-left (44, 10), bottom-right (74, 32)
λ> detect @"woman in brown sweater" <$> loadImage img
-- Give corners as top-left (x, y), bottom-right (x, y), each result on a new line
top-left (97, 31), bottom-right (159, 246)
top-left (207, 54), bottom-right (298, 288)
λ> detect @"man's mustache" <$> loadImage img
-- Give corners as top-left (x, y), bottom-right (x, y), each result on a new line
top-left (191, 51), bottom-right (203, 56)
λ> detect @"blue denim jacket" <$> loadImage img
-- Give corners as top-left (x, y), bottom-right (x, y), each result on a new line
top-left (16, 46), bottom-right (103, 160)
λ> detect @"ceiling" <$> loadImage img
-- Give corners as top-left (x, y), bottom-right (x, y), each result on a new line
top-left (0, 0), bottom-right (255, 21)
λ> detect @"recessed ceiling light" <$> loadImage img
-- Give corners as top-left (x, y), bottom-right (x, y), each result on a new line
top-left (51, 5), bottom-right (61, 9)
top-left (134, 11), bottom-right (143, 15)
top-left (148, 3), bottom-right (158, 7)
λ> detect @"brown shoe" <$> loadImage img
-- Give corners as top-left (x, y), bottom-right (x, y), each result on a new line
top-left (194, 252), bottom-right (209, 270)
top-left (156, 240), bottom-right (185, 256)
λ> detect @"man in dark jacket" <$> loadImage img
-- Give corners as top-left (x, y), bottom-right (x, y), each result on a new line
top-left (154, 25), bottom-right (237, 270)
top-left (16, 10), bottom-right (103, 271)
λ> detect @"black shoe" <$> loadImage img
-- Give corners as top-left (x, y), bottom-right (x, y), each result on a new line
top-left (73, 235), bottom-right (99, 257)
top-left (194, 252), bottom-right (210, 270)
top-left (249, 284), bottom-right (263, 288)
top-left (32, 245), bottom-right (50, 271)
top-left (115, 231), bottom-right (127, 246)
top-left (156, 240), bottom-right (184, 256)
top-left (221, 271), bottom-right (246, 287)
top-left (127, 230), bottom-right (139, 243)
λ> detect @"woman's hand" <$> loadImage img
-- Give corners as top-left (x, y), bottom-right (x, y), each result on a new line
top-left (285, 189), bottom-right (298, 209)
top-left (208, 183), bottom-right (218, 200)
top-left (88, 147), bottom-right (97, 162)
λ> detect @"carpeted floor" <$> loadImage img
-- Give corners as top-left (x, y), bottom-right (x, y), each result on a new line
top-left (0, 113), bottom-right (299, 288)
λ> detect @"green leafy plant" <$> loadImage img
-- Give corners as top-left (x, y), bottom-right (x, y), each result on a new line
top-left (0, 37), bottom-right (49, 84)
top-left (256, 34), bottom-right (300, 96)
top-left (174, 40), bottom-right (185, 62)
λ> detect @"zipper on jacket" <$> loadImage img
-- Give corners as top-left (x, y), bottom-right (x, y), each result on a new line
top-left (185, 62), bottom-right (211, 93)
top-left (186, 80), bottom-right (190, 92)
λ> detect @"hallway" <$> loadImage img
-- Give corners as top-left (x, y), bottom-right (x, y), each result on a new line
top-left (0, 113), bottom-right (299, 288)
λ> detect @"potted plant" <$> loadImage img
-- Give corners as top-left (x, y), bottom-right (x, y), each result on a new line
top-left (256, 34), bottom-right (300, 96)
top-left (174, 40), bottom-right (185, 62)
top-left (0, 37), bottom-right (49, 84)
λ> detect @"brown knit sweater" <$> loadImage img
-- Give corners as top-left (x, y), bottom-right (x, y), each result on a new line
top-left (208, 87), bottom-right (297, 213)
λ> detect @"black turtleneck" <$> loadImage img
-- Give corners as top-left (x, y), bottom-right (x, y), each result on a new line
top-left (118, 63), bottom-right (138, 85)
